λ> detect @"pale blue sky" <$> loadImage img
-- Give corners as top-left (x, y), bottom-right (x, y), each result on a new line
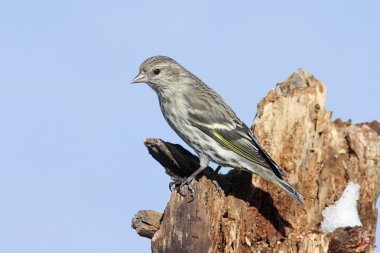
top-left (0, 1), bottom-right (379, 252)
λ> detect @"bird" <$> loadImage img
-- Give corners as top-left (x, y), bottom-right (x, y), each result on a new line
top-left (132, 56), bottom-right (303, 204)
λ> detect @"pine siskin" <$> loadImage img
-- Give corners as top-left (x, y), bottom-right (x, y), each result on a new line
top-left (132, 56), bottom-right (303, 204)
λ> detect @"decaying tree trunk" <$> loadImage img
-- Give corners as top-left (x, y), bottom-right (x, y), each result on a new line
top-left (131, 69), bottom-right (380, 252)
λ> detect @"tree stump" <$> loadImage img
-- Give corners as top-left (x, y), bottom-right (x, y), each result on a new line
top-left (132, 69), bottom-right (379, 253)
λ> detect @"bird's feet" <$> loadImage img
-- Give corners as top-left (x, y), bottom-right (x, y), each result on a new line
top-left (202, 167), bottom-right (223, 194)
top-left (169, 178), bottom-right (196, 202)
top-left (211, 178), bottom-right (223, 194)
top-left (211, 166), bottom-right (223, 194)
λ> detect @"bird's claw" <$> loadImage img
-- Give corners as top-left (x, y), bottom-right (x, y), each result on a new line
top-left (169, 181), bottom-right (179, 191)
top-left (179, 180), bottom-right (196, 200)
top-left (212, 179), bottom-right (223, 194)
top-left (169, 177), bottom-right (196, 202)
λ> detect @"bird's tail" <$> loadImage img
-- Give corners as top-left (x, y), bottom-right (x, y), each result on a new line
top-left (245, 165), bottom-right (304, 204)
top-left (272, 178), bottom-right (304, 205)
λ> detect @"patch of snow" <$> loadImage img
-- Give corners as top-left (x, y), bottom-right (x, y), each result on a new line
top-left (321, 182), bottom-right (362, 233)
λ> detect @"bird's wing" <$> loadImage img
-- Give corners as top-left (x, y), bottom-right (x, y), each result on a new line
top-left (240, 122), bottom-right (286, 178)
top-left (188, 107), bottom-right (286, 179)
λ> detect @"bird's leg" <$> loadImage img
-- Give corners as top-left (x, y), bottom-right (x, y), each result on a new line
top-left (169, 180), bottom-right (182, 191)
top-left (173, 165), bottom-right (223, 198)
top-left (214, 165), bottom-right (222, 174)
top-left (211, 166), bottom-right (223, 193)
top-left (202, 165), bottom-right (223, 193)
top-left (178, 165), bottom-right (207, 200)
top-left (168, 156), bottom-right (210, 202)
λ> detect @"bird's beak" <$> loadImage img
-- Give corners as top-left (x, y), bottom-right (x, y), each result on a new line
top-left (131, 73), bottom-right (147, 84)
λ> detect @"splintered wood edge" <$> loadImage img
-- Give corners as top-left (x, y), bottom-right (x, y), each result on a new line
top-left (143, 138), bottom-right (213, 179)
top-left (131, 210), bottom-right (163, 239)
top-left (131, 138), bottom-right (216, 239)
top-left (143, 138), bottom-right (184, 180)
top-left (328, 227), bottom-right (370, 253)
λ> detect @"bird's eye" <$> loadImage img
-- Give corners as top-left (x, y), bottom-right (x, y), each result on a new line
top-left (153, 69), bottom-right (160, 75)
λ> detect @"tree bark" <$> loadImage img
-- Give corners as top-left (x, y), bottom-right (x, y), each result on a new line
top-left (132, 69), bottom-right (379, 253)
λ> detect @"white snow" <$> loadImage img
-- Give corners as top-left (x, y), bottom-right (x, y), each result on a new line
top-left (320, 182), bottom-right (362, 233)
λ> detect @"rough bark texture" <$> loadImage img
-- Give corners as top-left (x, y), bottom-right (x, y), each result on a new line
top-left (132, 69), bottom-right (379, 253)
top-left (131, 210), bottom-right (162, 239)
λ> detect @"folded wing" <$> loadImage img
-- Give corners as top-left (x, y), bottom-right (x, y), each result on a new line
top-left (188, 110), bottom-right (286, 179)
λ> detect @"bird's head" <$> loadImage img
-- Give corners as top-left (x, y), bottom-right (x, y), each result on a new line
top-left (131, 56), bottom-right (193, 93)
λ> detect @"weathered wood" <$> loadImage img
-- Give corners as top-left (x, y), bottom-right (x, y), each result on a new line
top-left (131, 210), bottom-right (162, 239)
top-left (328, 227), bottom-right (370, 253)
top-left (132, 69), bottom-right (379, 252)
top-left (143, 137), bottom-right (215, 184)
